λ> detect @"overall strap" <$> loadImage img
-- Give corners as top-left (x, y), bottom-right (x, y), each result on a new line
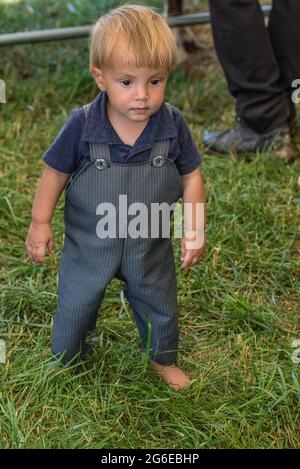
top-left (83, 102), bottom-right (92, 118)
top-left (165, 102), bottom-right (173, 116)
top-left (90, 142), bottom-right (111, 162)
top-left (149, 139), bottom-right (170, 162)
top-left (83, 102), bottom-right (111, 162)
top-left (149, 102), bottom-right (173, 162)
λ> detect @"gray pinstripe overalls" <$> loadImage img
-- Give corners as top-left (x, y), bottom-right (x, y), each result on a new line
top-left (51, 102), bottom-right (183, 366)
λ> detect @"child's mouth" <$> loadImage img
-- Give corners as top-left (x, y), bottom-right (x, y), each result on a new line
top-left (131, 107), bottom-right (148, 113)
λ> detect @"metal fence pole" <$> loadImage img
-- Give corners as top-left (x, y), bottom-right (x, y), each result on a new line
top-left (0, 6), bottom-right (272, 47)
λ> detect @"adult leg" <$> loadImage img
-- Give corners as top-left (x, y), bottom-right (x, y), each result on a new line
top-left (209, 0), bottom-right (290, 133)
top-left (268, 0), bottom-right (300, 121)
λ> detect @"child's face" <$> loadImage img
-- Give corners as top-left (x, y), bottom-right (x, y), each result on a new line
top-left (92, 45), bottom-right (168, 125)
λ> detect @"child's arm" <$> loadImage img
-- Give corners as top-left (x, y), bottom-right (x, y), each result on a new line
top-left (26, 165), bottom-right (71, 264)
top-left (181, 168), bottom-right (206, 269)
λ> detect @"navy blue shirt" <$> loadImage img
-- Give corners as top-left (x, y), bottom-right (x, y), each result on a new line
top-left (42, 91), bottom-right (201, 176)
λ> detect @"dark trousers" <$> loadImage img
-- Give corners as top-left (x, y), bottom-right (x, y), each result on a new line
top-left (209, 0), bottom-right (300, 133)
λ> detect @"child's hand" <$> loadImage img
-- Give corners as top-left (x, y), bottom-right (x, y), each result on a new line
top-left (26, 221), bottom-right (55, 264)
top-left (180, 231), bottom-right (206, 269)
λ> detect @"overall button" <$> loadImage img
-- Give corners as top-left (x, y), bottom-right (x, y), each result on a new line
top-left (152, 155), bottom-right (165, 167)
top-left (95, 158), bottom-right (108, 170)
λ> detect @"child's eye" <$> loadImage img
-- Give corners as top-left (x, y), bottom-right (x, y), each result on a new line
top-left (120, 80), bottom-right (132, 87)
top-left (150, 79), bottom-right (161, 86)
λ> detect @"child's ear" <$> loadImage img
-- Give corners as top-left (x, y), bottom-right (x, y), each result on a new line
top-left (91, 67), bottom-right (106, 91)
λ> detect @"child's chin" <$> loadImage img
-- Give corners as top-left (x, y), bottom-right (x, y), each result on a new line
top-left (130, 114), bottom-right (149, 121)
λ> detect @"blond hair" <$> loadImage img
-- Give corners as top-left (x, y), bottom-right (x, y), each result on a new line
top-left (89, 3), bottom-right (177, 75)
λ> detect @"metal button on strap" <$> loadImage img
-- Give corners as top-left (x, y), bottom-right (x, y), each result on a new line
top-left (152, 155), bottom-right (165, 167)
top-left (95, 158), bottom-right (108, 170)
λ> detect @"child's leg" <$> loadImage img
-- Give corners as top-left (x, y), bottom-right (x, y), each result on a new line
top-left (52, 278), bottom-right (105, 364)
top-left (124, 283), bottom-right (179, 366)
top-left (121, 238), bottom-right (190, 390)
top-left (124, 286), bottom-right (191, 391)
top-left (51, 243), bottom-right (120, 364)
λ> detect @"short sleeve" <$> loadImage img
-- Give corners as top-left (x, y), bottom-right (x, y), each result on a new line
top-left (42, 108), bottom-right (84, 174)
top-left (172, 106), bottom-right (202, 175)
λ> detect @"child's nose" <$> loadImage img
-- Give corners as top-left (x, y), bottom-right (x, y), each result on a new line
top-left (135, 84), bottom-right (148, 100)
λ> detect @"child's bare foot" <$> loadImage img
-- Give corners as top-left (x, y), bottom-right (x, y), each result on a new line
top-left (149, 359), bottom-right (191, 391)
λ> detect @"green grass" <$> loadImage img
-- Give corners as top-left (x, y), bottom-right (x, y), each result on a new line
top-left (1, 0), bottom-right (300, 449)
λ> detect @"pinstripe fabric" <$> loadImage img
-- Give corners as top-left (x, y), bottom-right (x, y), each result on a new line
top-left (51, 103), bottom-right (184, 366)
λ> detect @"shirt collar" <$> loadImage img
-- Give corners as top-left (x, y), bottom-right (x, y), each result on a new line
top-left (81, 91), bottom-right (177, 152)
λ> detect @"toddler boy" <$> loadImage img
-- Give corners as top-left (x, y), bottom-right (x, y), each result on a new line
top-left (26, 4), bottom-right (205, 391)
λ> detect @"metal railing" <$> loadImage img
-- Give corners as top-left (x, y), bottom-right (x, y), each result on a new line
top-left (0, 5), bottom-right (272, 47)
